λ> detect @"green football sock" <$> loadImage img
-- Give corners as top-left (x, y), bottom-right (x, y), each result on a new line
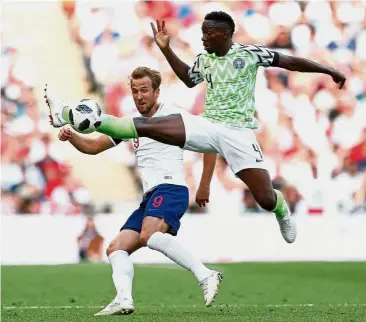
top-left (61, 107), bottom-right (138, 139)
top-left (96, 114), bottom-right (138, 139)
top-left (62, 105), bottom-right (71, 123)
top-left (273, 189), bottom-right (288, 217)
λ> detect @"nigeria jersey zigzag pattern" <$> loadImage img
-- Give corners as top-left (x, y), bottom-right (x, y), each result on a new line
top-left (188, 43), bottom-right (278, 128)
top-left (238, 44), bottom-right (275, 67)
top-left (188, 54), bottom-right (204, 85)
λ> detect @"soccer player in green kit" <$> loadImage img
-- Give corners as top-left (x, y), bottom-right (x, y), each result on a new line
top-left (46, 11), bottom-right (346, 244)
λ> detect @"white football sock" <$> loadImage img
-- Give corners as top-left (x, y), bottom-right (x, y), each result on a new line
top-left (147, 232), bottom-right (211, 282)
top-left (108, 250), bottom-right (134, 298)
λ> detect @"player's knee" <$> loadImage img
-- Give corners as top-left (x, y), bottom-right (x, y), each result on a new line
top-left (253, 189), bottom-right (276, 212)
top-left (139, 231), bottom-right (155, 246)
top-left (106, 241), bottom-right (118, 256)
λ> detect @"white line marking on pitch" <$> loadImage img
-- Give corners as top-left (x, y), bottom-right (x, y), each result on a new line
top-left (2, 304), bottom-right (366, 310)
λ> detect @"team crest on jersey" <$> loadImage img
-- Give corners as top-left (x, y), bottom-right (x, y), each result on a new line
top-left (233, 58), bottom-right (245, 70)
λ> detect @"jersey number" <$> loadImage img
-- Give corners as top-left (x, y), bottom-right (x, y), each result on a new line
top-left (252, 144), bottom-right (263, 161)
top-left (206, 73), bottom-right (213, 89)
top-left (152, 196), bottom-right (164, 208)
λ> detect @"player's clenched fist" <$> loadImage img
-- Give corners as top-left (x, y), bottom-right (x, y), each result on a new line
top-left (58, 127), bottom-right (73, 141)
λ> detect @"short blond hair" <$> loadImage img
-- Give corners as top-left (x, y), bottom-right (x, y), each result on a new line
top-left (130, 67), bottom-right (162, 90)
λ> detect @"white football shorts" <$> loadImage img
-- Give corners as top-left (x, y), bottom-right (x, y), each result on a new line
top-left (181, 112), bottom-right (268, 175)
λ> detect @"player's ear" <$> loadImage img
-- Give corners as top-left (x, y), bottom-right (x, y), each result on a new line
top-left (155, 87), bottom-right (160, 99)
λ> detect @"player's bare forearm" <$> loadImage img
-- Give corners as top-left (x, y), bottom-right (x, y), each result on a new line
top-left (277, 53), bottom-right (346, 88)
top-left (68, 133), bottom-right (113, 155)
top-left (67, 132), bottom-right (99, 154)
top-left (161, 47), bottom-right (196, 88)
top-left (195, 153), bottom-right (216, 207)
top-left (199, 153), bottom-right (217, 187)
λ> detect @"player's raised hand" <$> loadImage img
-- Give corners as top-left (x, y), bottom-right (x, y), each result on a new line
top-left (195, 183), bottom-right (210, 208)
top-left (150, 20), bottom-right (170, 50)
top-left (330, 69), bottom-right (346, 89)
top-left (58, 127), bottom-right (73, 142)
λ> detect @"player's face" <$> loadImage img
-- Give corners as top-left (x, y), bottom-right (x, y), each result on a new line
top-left (201, 20), bottom-right (228, 54)
top-left (131, 77), bottom-right (159, 116)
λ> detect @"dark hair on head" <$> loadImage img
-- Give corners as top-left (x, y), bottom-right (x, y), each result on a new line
top-left (130, 66), bottom-right (162, 90)
top-left (204, 11), bottom-right (235, 36)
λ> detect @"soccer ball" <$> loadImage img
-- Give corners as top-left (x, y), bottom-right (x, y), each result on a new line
top-left (69, 99), bottom-right (102, 134)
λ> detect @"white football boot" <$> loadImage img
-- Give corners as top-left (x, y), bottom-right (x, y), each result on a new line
top-left (276, 203), bottom-right (297, 243)
top-left (94, 294), bottom-right (135, 316)
top-left (44, 83), bottom-right (68, 128)
top-left (199, 270), bottom-right (223, 307)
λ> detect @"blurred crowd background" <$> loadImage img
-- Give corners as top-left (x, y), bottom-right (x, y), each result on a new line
top-left (2, 0), bottom-right (366, 217)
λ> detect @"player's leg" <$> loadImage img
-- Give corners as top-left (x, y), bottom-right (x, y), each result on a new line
top-left (45, 85), bottom-right (216, 153)
top-left (217, 126), bottom-right (297, 243)
top-left (99, 110), bottom-right (218, 153)
top-left (45, 84), bottom-right (186, 146)
top-left (95, 209), bottom-right (145, 316)
top-left (236, 168), bottom-right (276, 211)
top-left (140, 216), bottom-right (213, 282)
top-left (132, 115), bottom-right (186, 148)
top-left (141, 185), bottom-right (222, 306)
top-left (106, 229), bottom-right (142, 300)
top-left (94, 230), bottom-right (141, 316)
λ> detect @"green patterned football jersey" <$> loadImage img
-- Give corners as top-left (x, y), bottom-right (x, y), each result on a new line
top-left (188, 43), bottom-right (278, 129)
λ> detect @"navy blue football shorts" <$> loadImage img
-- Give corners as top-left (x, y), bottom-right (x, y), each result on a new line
top-left (121, 184), bottom-right (189, 236)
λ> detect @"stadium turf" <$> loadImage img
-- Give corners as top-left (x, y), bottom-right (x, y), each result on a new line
top-left (2, 262), bottom-right (366, 321)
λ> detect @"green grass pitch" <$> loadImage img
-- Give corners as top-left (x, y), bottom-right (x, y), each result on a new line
top-left (2, 262), bottom-right (366, 321)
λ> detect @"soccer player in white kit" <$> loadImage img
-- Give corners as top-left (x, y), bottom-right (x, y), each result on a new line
top-left (46, 12), bottom-right (345, 244)
top-left (49, 67), bottom-right (222, 316)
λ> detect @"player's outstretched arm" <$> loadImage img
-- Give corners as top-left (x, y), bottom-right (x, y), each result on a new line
top-left (196, 153), bottom-right (217, 207)
top-left (276, 53), bottom-right (346, 89)
top-left (58, 127), bottom-right (114, 155)
top-left (150, 20), bottom-right (196, 88)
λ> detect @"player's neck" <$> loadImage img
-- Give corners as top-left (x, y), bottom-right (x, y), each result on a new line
top-left (215, 41), bottom-right (233, 57)
top-left (145, 102), bottom-right (161, 118)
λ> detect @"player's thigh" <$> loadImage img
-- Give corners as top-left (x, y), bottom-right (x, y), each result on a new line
top-left (120, 207), bottom-right (145, 234)
top-left (114, 207), bottom-right (146, 254)
top-left (144, 184), bottom-right (189, 237)
top-left (134, 114), bottom-right (186, 148)
top-left (107, 229), bottom-right (142, 255)
top-left (217, 125), bottom-right (268, 175)
top-left (216, 126), bottom-right (276, 206)
top-left (140, 216), bottom-right (169, 244)
top-left (180, 112), bottom-right (218, 153)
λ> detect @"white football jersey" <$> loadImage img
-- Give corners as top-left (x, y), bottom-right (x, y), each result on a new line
top-left (110, 103), bottom-right (187, 193)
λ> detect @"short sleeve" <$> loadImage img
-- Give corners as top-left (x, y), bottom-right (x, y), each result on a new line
top-left (244, 44), bottom-right (279, 67)
top-left (188, 54), bottom-right (204, 85)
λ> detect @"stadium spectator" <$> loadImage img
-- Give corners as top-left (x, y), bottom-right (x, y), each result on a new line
top-left (77, 216), bottom-right (104, 263)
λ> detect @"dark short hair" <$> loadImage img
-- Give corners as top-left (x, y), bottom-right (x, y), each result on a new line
top-left (130, 67), bottom-right (162, 90)
top-left (204, 11), bottom-right (235, 36)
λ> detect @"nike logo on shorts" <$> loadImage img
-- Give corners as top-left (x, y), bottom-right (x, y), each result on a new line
top-left (256, 159), bottom-right (263, 163)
